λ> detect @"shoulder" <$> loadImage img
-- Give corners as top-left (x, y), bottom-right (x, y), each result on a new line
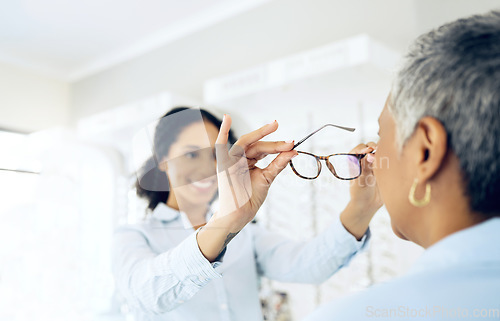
top-left (114, 219), bottom-right (156, 234)
top-left (113, 218), bottom-right (170, 244)
top-left (305, 265), bottom-right (500, 321)
top-left (303, 275), bottom-right (426, 321)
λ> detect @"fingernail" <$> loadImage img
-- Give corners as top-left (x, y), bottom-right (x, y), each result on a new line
top-left (367, 154), bottom-right (375, 163)
top-left (223, 114), bottom-right (226, 121)
top-left (285, 140), bottom-right (294, 144)
top-left (291, 153), bottom-right (298, 159)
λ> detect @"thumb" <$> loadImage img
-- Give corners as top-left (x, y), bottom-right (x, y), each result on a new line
top-left (355, 154), bottom-right (376, 188)
top-left (216, 114), bottom-right (232, 145)
top-left (215, 114), bottom-right (232, 171)
top-left (261, 151), bottom-right (298, 186)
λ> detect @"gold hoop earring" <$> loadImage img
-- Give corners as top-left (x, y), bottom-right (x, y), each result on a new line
top-left (408, 178), bottom-right (431, 207)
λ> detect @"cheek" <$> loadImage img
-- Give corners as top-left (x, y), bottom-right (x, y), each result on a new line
top-left (372, 145), bottom-right (391, 191)
top-left (374, 161), bottom-right (405, 237)
top-left (373, 154), bottom-right (391, 203)
top-left (166, 164), bottom-right (189, 186)
top-left (374, 149), bottom-right (414, 238)
top-left (374, 149), bottom-right (400, 206)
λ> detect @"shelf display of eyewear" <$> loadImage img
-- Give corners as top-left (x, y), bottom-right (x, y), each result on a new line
top-left (203, 34), bottom-right (424, 320)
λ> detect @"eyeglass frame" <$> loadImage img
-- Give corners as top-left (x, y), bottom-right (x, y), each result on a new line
top-left (289, 151), bottom-right (368, 180)
top-left (289, 123), bottom-right (371, 181)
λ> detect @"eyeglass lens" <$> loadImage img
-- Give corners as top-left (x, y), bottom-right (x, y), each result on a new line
top-left (291, 153), bottom-right (361, 180)
top-left (291, 153), bottom-right (320, 179)
top-left (328, 155), bottom-right (361, 179)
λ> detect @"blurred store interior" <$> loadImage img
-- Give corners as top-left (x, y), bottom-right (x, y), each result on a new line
top-left (1, 0), bottom-right (499, 320)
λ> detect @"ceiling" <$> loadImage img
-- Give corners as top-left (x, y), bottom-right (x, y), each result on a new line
top-left (0, 0), bottom-right (270, 81)
top-left (0, 0), bottom-right (499, 82)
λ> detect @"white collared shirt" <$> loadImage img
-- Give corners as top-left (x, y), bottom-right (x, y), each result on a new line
top-left (304, 217), bottom-right (500, 321)
top-left (112, 203), bottom-right (370, 321)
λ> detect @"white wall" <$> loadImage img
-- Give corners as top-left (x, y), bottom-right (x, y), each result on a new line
top-left (0, 62), bottom-right (70, 132)
top-left (1, 0), bottom-right (499, 132)
top-left (69, 0), bottom-right (500, 123)
top-left (69, 0), bottom-right (418, 121)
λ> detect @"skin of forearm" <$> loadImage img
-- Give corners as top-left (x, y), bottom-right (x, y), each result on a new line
top-left (196, 216), bottom-right (241, 262)
top-left (198, 199), bottom-right (377, 261)
top-left (340, 201), bottom-right (378, 240)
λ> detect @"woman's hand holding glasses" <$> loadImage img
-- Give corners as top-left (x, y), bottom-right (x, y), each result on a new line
top-left (289, 124), bottom-right (383, 240)
top-left (197, 115), bottom-right (297, 261)
top-left (340, 143), bottom-right (383, 240)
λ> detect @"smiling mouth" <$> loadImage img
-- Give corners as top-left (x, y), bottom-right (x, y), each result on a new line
top-left (189, 178), bottom-right (217, 191)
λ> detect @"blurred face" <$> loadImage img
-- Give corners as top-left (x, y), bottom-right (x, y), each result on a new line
top-left (373, 95), bottom-right (418, 240)
top-left (161, 121), bottom-right (219, 208)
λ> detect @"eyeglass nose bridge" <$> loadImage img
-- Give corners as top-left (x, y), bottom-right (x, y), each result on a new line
top-left (319, 155), bottom-right (339, 179)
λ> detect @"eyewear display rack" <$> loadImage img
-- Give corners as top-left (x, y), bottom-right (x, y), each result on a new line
top-left (203, 34), bottom-right (423, 321)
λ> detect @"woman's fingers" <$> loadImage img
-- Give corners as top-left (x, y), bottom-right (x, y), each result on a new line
top-left (233, 120), bottom-right (279, 151)
top-left (216, 114), bottom-right (232, 145)
top-left (247, 158), bottom-right (258, 169)
top-left (349, 142), bottom-right (376, 154)
top-left (244, 140), bottom-right (294, 160)
top-left (365, 142), bottom-right (377, 163)
top-left (349, 142), bottom-right (377, 164)
top-left (345, 142), bottom-right (377, 184)
top-left (244, 140), bottom-right (294, 169)
top-left (261, 151), bottom-right (298, 186)
top-left (215, 115), bottom-right (233, 169)
top-left (366, 141), bottom-right (377, 149)
top-left (356, 143), bottom-right (378, 188)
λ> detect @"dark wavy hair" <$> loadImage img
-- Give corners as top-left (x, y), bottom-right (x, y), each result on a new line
top-left (135, 107), bottom-right (237, 211)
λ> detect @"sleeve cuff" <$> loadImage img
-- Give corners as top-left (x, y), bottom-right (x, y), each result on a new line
top-left (326, 215), bottom-right (371, 253)
top-left (154, 229), bottom-right (222, 289)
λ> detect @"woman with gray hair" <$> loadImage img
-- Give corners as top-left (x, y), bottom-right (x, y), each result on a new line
top-left (304, 11), bottom-right (500, 321)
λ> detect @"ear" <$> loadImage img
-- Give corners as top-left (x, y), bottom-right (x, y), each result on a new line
top-left (412, 116), bottom-right (448, 182)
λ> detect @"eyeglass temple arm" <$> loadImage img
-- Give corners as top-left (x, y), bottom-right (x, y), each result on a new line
top-left (293, 124), bottom-right (356, 149)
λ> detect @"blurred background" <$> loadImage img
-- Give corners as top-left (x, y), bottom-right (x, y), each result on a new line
top-left (1, 0), bottom-right (499, 320)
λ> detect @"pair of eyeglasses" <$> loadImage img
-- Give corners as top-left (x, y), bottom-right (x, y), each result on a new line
top-left (289, 124), bottom-right (369, 180)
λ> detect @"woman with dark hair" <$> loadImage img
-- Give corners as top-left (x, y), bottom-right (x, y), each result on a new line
top-left (134, 107), bottom-right (238, 218)
top-left (112, 107), bottom-right (380, 321)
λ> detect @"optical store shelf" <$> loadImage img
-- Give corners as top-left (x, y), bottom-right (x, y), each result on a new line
top-left (203, 34), bottom-right (401, 132)
top-left (202, 35), bottom-right (424, 321)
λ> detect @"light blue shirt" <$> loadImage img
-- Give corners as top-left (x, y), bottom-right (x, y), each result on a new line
top-left (111, 203), bottom-right (369, 321)
top-left (304, 217), bottom-right (500, 321)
